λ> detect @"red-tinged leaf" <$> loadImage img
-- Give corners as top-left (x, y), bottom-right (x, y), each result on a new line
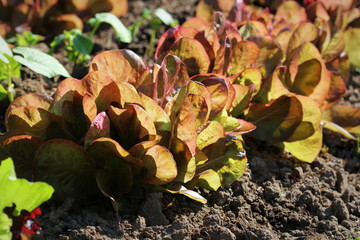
top-left (142, 145), bottom-right (177, 185)
top-left (322, 72), bottom-right (346, 110)
top-left (181, 17), bottom-right (210, 31)
top-left (53, 14), bottom-right (83, 34)
top-left (322, 105), bottom-right (360, 137)
top-left (33, 139), bottom-right (98, 200)
top-left (140, 93), bottom-right (171, 133)
top-left (202, 77), bottom-right (229, 117)
top-left (245, 95), bottom-right (303, 142)
top-left (256, 68), bottom-right (290, 104)
top-left (52, 78), bottom-right (84, 115)
top-left (89, 49), bottom-right (150, 88)
top-left (155, 26), bottom-right (199, 59)
top-left (196, 121), bottom-right (225, 150)
top-left (167, 37), bottom-right (211, 76)
top-left (232, 67), bottom-right (262, 96)
top-left (344, 28), bottom-right (360, 67)
top-left (170, 137), bottom-right (196, 183)
top-left (155, 54), bottom-right (190, 106)
top-left (195, 0), bottom-right (215, 24)
top-left (116, 82), bottom-right (144, 108)
top-left (230, 84), bottom-right (254, 117)
top-left (128, 135), bottom-right (162, 159)
top-left (235, 119), bottom-right (256, 134)
top-left (248, 35), bottom-right (282, 78)
top-left (7, 106), bottom-right (59, 139)
top-left (228, 41), bottom-right (260, 75)
top-left (275, 29), bottom-right (293, 57)
top-left (239, 21), bottom-right (269, 38)
top-left (187, 93), bottom-right (210, 130)
top-left (289, 42), bottom-right (331, 105)
top-left (275, 1), bottom-right (307, 25)
top-left (174, 98), bottom-right (197, 155)
top-left (318, 0), bottom-right (352, 10)
top-left (0, 135), bottom-right (43, 180)
top-left (286, 22), bottom-right (318, 58)
top-left (6, 93), bottom-right (52, 120)
top-left (84, 112), bottom-right (110, 148)
top-left (321, 31), bottom-right (345, 63)
top-left (88, 137), bottom-right (143, 174)
top-left (213, 37), bottom-right (232, 75)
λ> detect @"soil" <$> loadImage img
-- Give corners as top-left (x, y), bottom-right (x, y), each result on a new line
top-left (1, 0), bottom-right (360, 239)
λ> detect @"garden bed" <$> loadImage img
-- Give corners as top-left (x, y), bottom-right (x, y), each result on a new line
top-left (1, 0), bottom-right (360, 239)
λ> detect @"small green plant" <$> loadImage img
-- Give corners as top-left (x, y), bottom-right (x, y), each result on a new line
top-left (50, 29), bottom-right (94, 65)
top-left (0, 158), bottom-right (54, 240)
top-left (7, 31), bottom-right (44, 47)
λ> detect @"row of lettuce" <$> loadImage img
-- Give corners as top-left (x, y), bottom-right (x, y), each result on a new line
top-left (1, 0), bottom-right (360, 239)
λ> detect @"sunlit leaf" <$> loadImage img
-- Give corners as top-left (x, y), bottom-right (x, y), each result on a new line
top-left (344, 28), bottom-right (360, 67)
top-left (142, 145), bottom-right (177, 185)
top-left (229, 41), bottom-right (260, 75)
top-left (197, 121), bottom-right (225, 150)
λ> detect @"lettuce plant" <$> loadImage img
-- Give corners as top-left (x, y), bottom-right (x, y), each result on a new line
top-left (0, 49), bottom-right (255, 206)
top-left (154, 10), bottom-right (360, 162)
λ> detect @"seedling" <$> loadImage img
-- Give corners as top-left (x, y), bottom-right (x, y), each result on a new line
top-left (7, 31), bottom-right (44, 47)
top-left (50, 29), bottom-right (94, 65)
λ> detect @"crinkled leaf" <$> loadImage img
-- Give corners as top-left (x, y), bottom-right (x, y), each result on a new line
top-left (229, 41), bottom-right (260, 75)
top-left (232, 67), bottom-right (262, 96)
top-left (141, 145), bottom-right (177, 185)
top-left (90, 49), bottom-right (150, 88)
top-left (197, 121), bottom-right (225, 150)
top-left (187, 93), bottom-right (210, 129)
top-left (168, 37), bottom-right (211, 76)
top-left (6, 106), bottom-right (59, 139)
top-left (322, 30), bottom-right (345, 63)
top-left (0, 135), bottom-right (43, 180)
top-left (201, 77), bottom-right (229, 117)
top-left (13, 47), bottom-right (71, 78)
top-left (88, 137), bottom-right (142, 171)
top-left (245, 95), bottom-right (303, 142)
top-left (287, 22), bottom-right (318, 58)
top-left (33, 139), bottom-right (97, 201)
top-left (0, 158), bottom-right (54, 217)
top-left (275, 1), bottom-right (307, 25)
top-left (322, 105), bottom-right (360, 136)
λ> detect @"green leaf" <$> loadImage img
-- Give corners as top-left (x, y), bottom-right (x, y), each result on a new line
top-left (0, 36), bottom-right (12, 63)
top-left (13, 47), bottom-right (71, 78)
top-left (0, 212), bottom-right (12, 240)
top-left (344, 28), bottom-right (360, 67)
top-left (196, 169), bottom-right (221, 191)
top-left (73, 33), bottom-right (93, 55)
top-left (88, 13), bottom-right (132, 43)
top-left (0, 157), bottom-right (54, 216)
top-left (154, 8), bottom-right (179, 26)
top-left (0, 54), bottom-right (21, 82)
top-left (0, 85), bottom-right (7, 101)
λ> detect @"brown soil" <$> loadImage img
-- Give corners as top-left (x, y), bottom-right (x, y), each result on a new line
top-left (2, 0), bottom-right (360, 239)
